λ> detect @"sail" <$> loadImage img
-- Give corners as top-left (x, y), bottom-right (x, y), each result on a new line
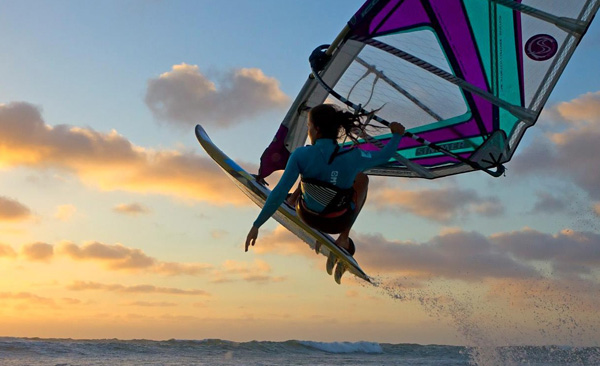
top-left (258, 0), bottom-right (599, 180)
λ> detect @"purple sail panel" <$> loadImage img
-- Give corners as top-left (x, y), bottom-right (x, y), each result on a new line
top-left (429, 1), bottom-right (493, 133)
top-left (349, 0), bottom-right (396, 36)
top-left (358, 117), bottom-right (483, 152)
top-left (257, 125), bottom-right (290, 180)
top-left (351, 0), bottom-right (431, 37)
top-left (371, 0), bottom-right (430, 34)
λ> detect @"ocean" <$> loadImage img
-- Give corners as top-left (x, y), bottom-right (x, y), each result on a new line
top-left (0, 337), bottom-right (598, 366)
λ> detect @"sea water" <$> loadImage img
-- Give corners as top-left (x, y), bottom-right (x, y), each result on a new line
top-left (3, 274), bottom-right (599, 366)
top-left (0, 337), bottom-right (598, 366)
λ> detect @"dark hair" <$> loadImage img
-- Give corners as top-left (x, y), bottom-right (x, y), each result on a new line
top-left (308, 104), bottom-right (371, 145)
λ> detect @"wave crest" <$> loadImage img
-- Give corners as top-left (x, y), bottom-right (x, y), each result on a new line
top-left (298, 341), bottom-right (383, 354)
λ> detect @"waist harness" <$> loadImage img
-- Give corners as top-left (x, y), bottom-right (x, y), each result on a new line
top-left (300, 177), bottom-right (354, 216)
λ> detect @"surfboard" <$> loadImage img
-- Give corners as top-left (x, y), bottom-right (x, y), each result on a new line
top-left (195, 124), bottom-right (370, 284)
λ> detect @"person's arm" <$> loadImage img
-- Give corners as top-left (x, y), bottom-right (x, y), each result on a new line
top-left (357, 122), bottom-right (405, 169)
top-left (245, 152), bottom-right (302, 252)
top-left (253, 153), bottom-right (301, 228)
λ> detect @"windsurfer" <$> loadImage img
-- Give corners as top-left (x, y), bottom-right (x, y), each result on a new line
top-left (245, 104), bottom-right (405, 255)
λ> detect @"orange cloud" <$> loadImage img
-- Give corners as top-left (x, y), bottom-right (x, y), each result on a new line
top-left (0, 243), bottom-right (17, 258)
top-left (0, 196), bottom-right (32, 222)
top-left (125, 301), bottom-right (177, 307)
top-left (0, 102), bottom-right (250, 205)
top-left (11, 240), bottom-right (216, 276)
top-left (211, 259), bottom-right (286, 284)
top-left (353, 230), bottom-right (538, 281)
top-left (61, 298), bottom-right (82, 305)
top-left (351, 225), bottom-right (600, 287)
top-left (512, 92), bottom-right (600, 199)
top-left (113, 203), bottom-right (150, 216)
top-left (556, 91), bottom-right (600, 123)
top-left (0, 292), bottom-right (56, 307)
top-left (58, 241), bottom-right (155, 270)
top-left (252, 226), bottom-right (315, 257)
top-left (67, 281), bottom-right (209, 296)
top-left (20, 242), bottom-right (53, 262)
top-left (152, 262), bottom-right (213, 276)
top-left (370, 186), bottom-right (503, 222)
top-left (145, 64), bottom-right (289, 128)
top-left (54, 204), bottom-right (76, 221)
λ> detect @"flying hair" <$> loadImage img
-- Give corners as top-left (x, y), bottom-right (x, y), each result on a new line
top-left (308, 104), bottom-right (379, 146)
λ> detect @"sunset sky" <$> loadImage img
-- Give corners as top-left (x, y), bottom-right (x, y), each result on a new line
top-left (1, 1), bottom-right (599, 347)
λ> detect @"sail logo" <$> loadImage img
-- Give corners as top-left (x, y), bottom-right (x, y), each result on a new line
top-left (416, 141), bottom-right (465, 156)
top-left (525, 34), bottom-right (558, 61)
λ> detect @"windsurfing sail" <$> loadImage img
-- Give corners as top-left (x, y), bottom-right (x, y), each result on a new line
top-left (258, 0), bottom-right (599, 180)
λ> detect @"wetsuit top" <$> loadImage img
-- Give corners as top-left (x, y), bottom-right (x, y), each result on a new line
top-left (253, 132), bottom-right (402, 228)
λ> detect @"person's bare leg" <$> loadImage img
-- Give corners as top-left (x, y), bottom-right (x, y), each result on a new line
top-left (336, 173), bottom-right (368, 250)
top-left (286, 183), bottom-right (302, 206)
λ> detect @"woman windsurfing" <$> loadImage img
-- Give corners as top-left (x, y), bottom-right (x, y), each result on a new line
top-left (245, 104), bottom-right (405, 255)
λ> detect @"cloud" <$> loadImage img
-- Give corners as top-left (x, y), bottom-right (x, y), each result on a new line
top-left (62, 298), bottom-right (82, 305)
top-left (254, 225), bottom-right (600, 284)
top-left (126, 301), bottom-right (177, 307)
top-left (357, 231), bottom-right (538, 281)
top-left (555, 91), bottom-right (600, 123)
top-left (0, 196), bottom-right (32, 222)
top-left (253, 226), bottom-right (561, 283)
top-left (0, 243), bottom-right (17, 258)
top-left (113, 203), bottom-right (150, 216)
top-left (0, 292), bottom-right (56, 307)
top-left (528, 191), bottom-right (570, 214)
top-left (252, 226), bottom-right (313, 257)
top-left (58, 241), bottom-right (155, 270)
top-left (54, 241), bottom-right (212, 275)
top-left (152, 262), bottom-right (213, 276)
top-left (54, 204), bottom-right (76, 221)
top-left (491, 228), bottom-right (600, 276)
top-left (0, 101), bottom-right (249, 205)
top-left (594, 202), bottom-right (600, 216)
top-left (351, 226), bottom-right (600, 282)
top-left (369, 186), bottom-right (503, 222)
top-left (67, 281), bottom-right (209, 296)
top-left (8, 239), bottom-right (214, 277)
top-left (512, 92), bottom-right (600, 199)
top-left (211, 259), bottom-right (286, 284)
top-left (144, 63), bottom-right (289, 128)
top-left (21, 242), bottom-right (53, 262)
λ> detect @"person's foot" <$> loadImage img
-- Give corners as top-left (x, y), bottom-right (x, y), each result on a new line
top-left (335, 237), bottom-right (355, 256)
top-left (335, 237), bottom-right (350, 251)
top-left (326, 252), bottom-right (337, 275)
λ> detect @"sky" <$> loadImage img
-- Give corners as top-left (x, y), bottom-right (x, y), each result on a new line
top-left (0, 0), bottom-right (599, 347)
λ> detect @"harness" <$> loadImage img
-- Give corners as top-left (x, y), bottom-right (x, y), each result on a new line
top-left (300, 177), bottom-right (354, 216)
top-left (299, 139), bottom-right (356, 216)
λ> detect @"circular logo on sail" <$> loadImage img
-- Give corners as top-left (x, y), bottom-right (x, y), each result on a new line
top-left (525, 34), bottom-right (558, 61)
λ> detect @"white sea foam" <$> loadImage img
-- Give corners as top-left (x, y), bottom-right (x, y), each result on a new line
top-left (369, 275), bottom-right (600, 366)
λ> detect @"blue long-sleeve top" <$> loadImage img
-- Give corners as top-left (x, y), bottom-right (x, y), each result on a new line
top-left (253, 133), bottom-right (402, 228)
